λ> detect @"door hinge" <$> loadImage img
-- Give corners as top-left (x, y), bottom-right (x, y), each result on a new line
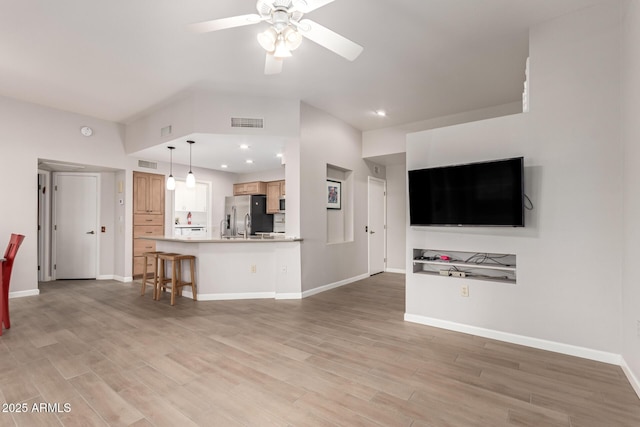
top-left (55, 185), bottom-right (58, 191)
top-left (37, 265), bottom-right (40, 271)
top-left (54, 225), bottom-right (57, 231)
top-left (384, 258), bottom-right (387, 263)
top-left (54, 264), bottom-right (56, 270)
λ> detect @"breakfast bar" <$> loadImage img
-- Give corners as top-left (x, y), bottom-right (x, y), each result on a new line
top-left (140, 236), bottom-right (303, 301)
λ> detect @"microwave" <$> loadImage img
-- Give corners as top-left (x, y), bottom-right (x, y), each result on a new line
top-left (279, 198), bottom-right (285, 211)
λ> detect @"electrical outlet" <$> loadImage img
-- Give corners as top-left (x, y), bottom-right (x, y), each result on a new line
top-left (461, 284), bottom-right (469, 297)
top-left (250, 265), bottom-right (256, 273)
top-left (451, 271), bottom-right (466, 278)
top-left (439, 270), bottom-right (450, 276)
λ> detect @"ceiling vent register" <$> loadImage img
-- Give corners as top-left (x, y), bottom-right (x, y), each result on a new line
top-left (231, 117), bottom-right (264, 129)
top-left (138, 160), bottom-right (158, 169)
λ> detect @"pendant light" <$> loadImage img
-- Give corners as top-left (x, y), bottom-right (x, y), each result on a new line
top-left (186, 140), bottom-right (196, 188)
top-left (166, 146), bottom-right (176, 190)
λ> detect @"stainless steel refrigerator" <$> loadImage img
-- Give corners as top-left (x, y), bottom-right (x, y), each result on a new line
top-left (222, 195), bottom-right (273, 237)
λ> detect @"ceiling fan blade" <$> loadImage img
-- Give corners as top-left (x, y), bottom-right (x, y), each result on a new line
top-left (293, 0), bottom-right (335, 13)
top-left (189, 14), bottom-right (261, 33)
top-left (265, 53), bottom-right (283, 75)
top-left (297, 19), bottom-right (363, 61)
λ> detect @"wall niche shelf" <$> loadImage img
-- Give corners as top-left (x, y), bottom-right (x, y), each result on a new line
top-left (413, 249), bottom-right (516, 284)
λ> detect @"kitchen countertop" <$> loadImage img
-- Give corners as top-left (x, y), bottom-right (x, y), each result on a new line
top-left (140, 236), bottom-right (302, 243)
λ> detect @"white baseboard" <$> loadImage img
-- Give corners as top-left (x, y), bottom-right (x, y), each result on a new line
top-left (621, 357), bottom-right (640, 399)
top-left (385, 268), bottom-right (406, 274)
top-left (302, 273), bottom-right (370, 298)
top-left (275, 292), bottom-right (303, 300)
top-left (112, 275), bottom-right (133, 283)
top-left (404, 313), bottom-right (622, 365)
top-left (9, 289), bottom-right (40, 299)
top-left (97, 275), bottom-right (114, 280)
top-left (195, 292), bottom-right (276, 301)
top-left (196, 274), bottom-right (369, 301)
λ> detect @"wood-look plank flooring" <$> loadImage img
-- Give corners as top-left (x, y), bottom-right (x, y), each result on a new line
top-left (0, 273), bottom-right (638, 426)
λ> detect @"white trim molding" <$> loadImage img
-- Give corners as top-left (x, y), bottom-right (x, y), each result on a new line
top-left (404, 313), bottom-right (622, 365)
top-left (385, 268), bottom-right (406, 274)
top-left (621, 357), bottom-right (640, 399)
top-left (9, 289), bottom-right (40, 299)
top-left (195, 292), bottom-right (276, 301)
top-left (302, 273), bottom-right (370, 298)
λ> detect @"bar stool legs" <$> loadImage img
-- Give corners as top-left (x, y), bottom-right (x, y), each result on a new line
top-left (141, 251), bottom-right (163, 297)
top-left (157, 254), bottom-right (197, 306)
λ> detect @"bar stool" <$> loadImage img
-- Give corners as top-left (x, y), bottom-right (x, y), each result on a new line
top-left (141, 252), bottom-right (180, 299)
top-left (157, 253), bottom-right (197, 306)
top-left (141, 251), bottom-right (164, 298)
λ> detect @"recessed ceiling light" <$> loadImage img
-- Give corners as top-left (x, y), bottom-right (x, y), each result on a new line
top-left (375, 110), bottom-right (387, 117)
top-left (276, 153), bottom-right (283, 158)
top-left (246, 159), bottom-right (254, 164)
top-left (240, 144), bottom-right (250, 150)
top-left (221, 164), bottom-right (228, 169)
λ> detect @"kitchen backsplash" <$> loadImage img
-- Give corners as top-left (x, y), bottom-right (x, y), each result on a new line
top-left (175, 210), bottom-right (207, 225)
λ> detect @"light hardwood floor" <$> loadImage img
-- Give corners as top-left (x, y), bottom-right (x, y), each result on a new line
top-left (0, 273), bottom-right (638, 426)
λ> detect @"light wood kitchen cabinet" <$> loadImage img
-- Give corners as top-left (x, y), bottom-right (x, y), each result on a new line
top-left (233, 181), bottom-right (267, 196)
top-left (133, 172), bottom-right (165, 215)
top-left (133, 171), bottom-right (165, 277)
top-left (266, 180), bottom-right (285, 214)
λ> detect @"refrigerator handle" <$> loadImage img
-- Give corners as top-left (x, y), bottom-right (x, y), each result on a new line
top-left (244, 213), bottom-right (251, 239)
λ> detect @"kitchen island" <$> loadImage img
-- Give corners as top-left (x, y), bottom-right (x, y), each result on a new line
top-left (139, 236), bottom-right (303, 301)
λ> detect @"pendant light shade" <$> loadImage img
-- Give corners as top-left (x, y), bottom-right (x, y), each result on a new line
top-left (166, 146), bottom-right (176, 190)
top-left (186, 140), bottom-right (196, 188)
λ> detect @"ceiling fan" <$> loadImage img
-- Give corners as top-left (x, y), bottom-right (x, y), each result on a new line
top-left (189, 0), bottom-right (364, 74)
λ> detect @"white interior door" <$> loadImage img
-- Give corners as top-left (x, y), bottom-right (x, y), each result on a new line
top-left (53, 173), bottom-right (98, 279)
top-left (368, 177), bottom-right (386, 275)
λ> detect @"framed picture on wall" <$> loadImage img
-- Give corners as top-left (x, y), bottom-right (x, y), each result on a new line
top-left (327, 180), bottom-right (341, 209)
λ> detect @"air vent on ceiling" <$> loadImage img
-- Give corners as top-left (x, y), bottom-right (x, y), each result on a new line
top-left (138, 160), bottom-right (157, 169)
top-left (160, 125), bottom-right (172, 137)
top-left (231, 117), bottom-right (264, 129)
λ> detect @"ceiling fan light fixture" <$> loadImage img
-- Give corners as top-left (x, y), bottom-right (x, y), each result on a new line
top-left (273, 37), bottom-right (292, 58)
top-left (283, 26), bottom-right (302, 51)
top-left (291, 0), bottom-right (308, 11)
top-left (257, 27), bottom-right (278, 52)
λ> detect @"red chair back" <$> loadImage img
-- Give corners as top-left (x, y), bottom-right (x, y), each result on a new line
top-left (3, 234), bottom-right (25, 271)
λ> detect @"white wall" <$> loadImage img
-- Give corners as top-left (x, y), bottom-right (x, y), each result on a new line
top-left (363, 102), bottom-right (522, 159)
top-left (237, 168), bottom-right (286, 183)
top-left (0, 95), bottom-right (127, 294)
top-left (405, 2), bottom-right (623, 358)
top-left (114, 170), bottom-right (126, 280)
top-left (299, 103), bottom-right (369, 291)
top-left (386, 163), bottom-right (406, 272)
top-left (99, 173), bottom-right (116, 278)
top-left (125, 91), bottom-right (301, 153)
top-left (621, 0), bottom-right (640, 390)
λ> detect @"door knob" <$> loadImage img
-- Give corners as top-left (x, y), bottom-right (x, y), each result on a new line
top-left (370, 230), bottom-right (375, 234)
top-left (86, 231), bottom-right (95, 234)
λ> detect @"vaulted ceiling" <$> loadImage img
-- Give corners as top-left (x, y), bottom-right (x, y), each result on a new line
top-left (0, 0), bottom-right (610, 134)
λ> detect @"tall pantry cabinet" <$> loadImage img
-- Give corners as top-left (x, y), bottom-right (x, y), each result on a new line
top-left (132, 171), bottom-right (165, 278)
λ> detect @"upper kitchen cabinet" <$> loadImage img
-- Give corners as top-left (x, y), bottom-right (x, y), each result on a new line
top-left (266, 180), bottom-right (286, 214)
top-left (233, 181), bottom-right (267, 196)
top-left (175, 181), bottom-right (208, 212)
top-left (133, 172), bottom-right (165, 215)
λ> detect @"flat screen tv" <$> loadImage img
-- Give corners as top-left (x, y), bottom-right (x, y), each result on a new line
top-left (408, 157), bottom-right (524, 227)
